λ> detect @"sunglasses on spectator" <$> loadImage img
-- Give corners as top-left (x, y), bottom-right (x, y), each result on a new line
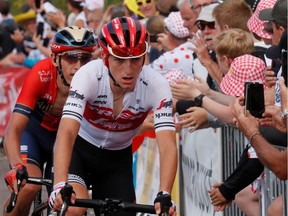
top-left (107, 42), bottom-right (148, 59)
top-left (190, 0), bottom-right (219, 12)
top-left (136, 0), bottom-right (152, 6)
top-left (59, 52), bottom-right (92, 65)
top-left (197, 22), bottom-right (215, 31)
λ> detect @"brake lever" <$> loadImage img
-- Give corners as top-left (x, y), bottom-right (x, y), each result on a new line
top-left (5, 191), bottom-right (17, 213)
top-left (59, 183), bottom-right (73, 216)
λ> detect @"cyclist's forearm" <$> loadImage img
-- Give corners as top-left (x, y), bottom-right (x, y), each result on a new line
top-left (4, 114), bottom-right (29, 166)
top-left (53, 118), bottom-right (80, 184)
top-left (156, 130), bottom-right (178, 193)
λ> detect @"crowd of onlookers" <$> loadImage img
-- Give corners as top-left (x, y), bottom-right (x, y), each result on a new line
top-left (0, 0), bottom-right (287, 215)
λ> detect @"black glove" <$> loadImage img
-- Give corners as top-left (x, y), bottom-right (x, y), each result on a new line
top-left (154, 191), bottom-right (173, 214)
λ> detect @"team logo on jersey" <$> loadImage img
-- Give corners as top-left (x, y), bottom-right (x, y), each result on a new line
top-left (156, 98), bottom-right (173, 110)
top-left (38, 70), bottom-right (53, 83)
top-left (65, 102), bottom-right (82, 108)
top-left (69, 90), bottom-right (84, 100)
top-left (36, 99), bottom-right (52, 114)
top-left (154, 112), bottom-right (173, 119)
top-left (44, 93), bottom-right (52, 101)
top-left (93, 95), bottom-right (107, 104)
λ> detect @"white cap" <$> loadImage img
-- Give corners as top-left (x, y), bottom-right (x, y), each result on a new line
top-left (195, 3), bottom-right (219, 23)
top-left (164, 11), bottom-right (189, 38)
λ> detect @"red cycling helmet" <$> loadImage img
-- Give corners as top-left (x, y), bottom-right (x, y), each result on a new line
top-left (98, 16), bottom-right (149, 59)
top-left (50, 26), bottom-right (96, 53)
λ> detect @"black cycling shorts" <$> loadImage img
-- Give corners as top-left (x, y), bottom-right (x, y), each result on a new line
top-left (68, 135), bottom-right (136, 216)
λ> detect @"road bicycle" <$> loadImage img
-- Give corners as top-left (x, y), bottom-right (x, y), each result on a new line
top-left (5, 177), bottom-right (164, 216)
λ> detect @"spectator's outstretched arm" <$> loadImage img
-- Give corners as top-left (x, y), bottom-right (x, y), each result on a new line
top-left (170, 78), bottom-right (235, 124)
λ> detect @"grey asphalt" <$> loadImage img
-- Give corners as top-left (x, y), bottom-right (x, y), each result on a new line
top-left (0, 145), bottom-right (11, 212)
top-left (0, 145), bottom-right (49, 215)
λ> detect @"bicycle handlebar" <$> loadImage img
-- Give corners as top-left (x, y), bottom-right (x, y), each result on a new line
top-left (58, 184), bottom-right (158, 216)
top-left (5, 177), bottom-right (52, 213)
top-left (27, 177), bottom-right (52, 186)
top-left (71, 198), bottom-right (157, 214)
top-left (5, 177), bottom-right (167, 216)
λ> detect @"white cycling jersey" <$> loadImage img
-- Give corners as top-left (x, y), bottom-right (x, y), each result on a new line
top-left (62, 59), bottom-right (175, 150)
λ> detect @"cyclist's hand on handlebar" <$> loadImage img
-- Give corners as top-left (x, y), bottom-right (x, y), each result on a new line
top-left (154, 191), bottom-right (177, 215)
top-left (49, 182), bottom-right (76, 211)
top-left (5, 163), bottom-right (28, 194)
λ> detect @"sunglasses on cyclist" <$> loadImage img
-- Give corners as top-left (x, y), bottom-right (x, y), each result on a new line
top-left (58, 52), bottom-right (92, 65)
top-left (136, 0), bottom-right (152, 6)
top-left (197, 22), bottom-right (215, 31)
top-left (107, 42), bottom-right (148, 59)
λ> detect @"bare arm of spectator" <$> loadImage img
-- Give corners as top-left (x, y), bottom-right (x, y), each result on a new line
top-left (33, 34), bottom-right (51, 58)
top-left (46, 10), bottom-right (66, 29)
top-left (171, 78), bottom-right (236, 124)
top-left (188, 33), bottom-right (222, 86)
top-left (193, 75), bottom-right (234, 106)
top-left (264, 66), bottom-right (278, 88)
top-left (95, 5), bottom-right (116, 36)
top-left (178, 107), bottom-right (208, 132)
top-left (263, 67), bottom-right (278, 105)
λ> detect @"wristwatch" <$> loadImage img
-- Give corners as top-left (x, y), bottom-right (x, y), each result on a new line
top-left (194, 94), bottom-right (205, 107)
top-left (280, 108), bottom-right (288, 119)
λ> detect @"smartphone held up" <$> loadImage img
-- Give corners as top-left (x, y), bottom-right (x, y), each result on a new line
top-left (244, 82), bottom-right (265, 118)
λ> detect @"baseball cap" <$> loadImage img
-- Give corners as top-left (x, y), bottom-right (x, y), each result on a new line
top-left (259, 0), bottom-right (287, 27)
top-left (266, 29), bottom-right (287, 59)
top-left (220, 54), bottom-right (267, 97)
top-left (195, 3), bottom-right (219, 23)
top-left (164, 11), bottom-right (189, 38)
top-left (247, 0), bottom-right (276, 40)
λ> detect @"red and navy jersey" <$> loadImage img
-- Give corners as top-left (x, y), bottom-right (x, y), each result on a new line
top-left (13, 58), bottom-right (59, 131)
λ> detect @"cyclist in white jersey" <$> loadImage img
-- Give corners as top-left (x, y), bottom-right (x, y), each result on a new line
top-left (49, 16), bottom-right (178, 216)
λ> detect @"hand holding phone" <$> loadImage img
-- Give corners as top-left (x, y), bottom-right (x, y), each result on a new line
top-left (244, 82), bottom-right (265, 118)
top-left (35, 0), bottom-right (41, 9)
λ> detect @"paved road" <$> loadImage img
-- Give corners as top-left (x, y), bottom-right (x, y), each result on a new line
top-left (0, 145), bottom-right (49, 215)
top-left (0, 145), bottom-right (10, 212)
